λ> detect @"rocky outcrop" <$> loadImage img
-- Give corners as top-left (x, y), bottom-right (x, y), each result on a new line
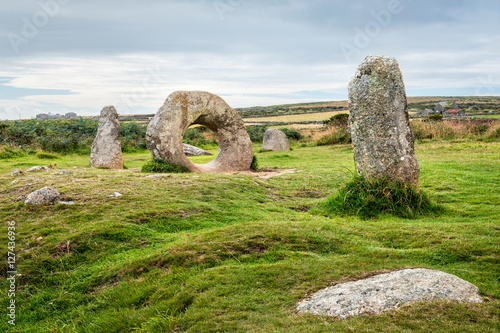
top-left (146, 91), bottom-right (253, 173)
top-left (262, 128), bottom-right (290, 152)
top-left (297, 269), bottom-right (483, 319)
top-left (11, 169), bottom-right (22, 176)
top-left (90, 106), bottom-right (123, 169)
top-left (183, 143), bottom-right (213, 157)
top-left (348, 56), bottom-right (420, 185)
top-left (25, 187), bottom-right (60, 205)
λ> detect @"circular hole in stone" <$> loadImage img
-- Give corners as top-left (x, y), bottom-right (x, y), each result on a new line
top-left (183, 125), bottom-right (218, 164)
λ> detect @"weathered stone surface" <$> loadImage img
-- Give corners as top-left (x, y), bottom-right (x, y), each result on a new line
top-left (25, 187), bottom-right (60, 205)
top-left (182, 143), bottom-right (213, 157)
top-left (146, 91), bottom-right (253, 173)
top-left (11, 169), bottom-right (22, 176)
top-left (26, 166), bottom-right (49, 173)
top-left (90, 106), bottom-right (123, 169)
top-left (348, 56), bottom-right (420, 185)
top-left (297, 269), bottom-right (482, 319)
top-left (262, 128), bottom-right (290, 152)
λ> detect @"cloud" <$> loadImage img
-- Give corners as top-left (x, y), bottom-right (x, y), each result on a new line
top-left (0, 0), bottom-right (499, 119)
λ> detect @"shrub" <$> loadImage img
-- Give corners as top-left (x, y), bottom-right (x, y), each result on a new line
top-left (424, 114), bottom-right (443, 122)
top-left (250, 155), bottom-right (259, 171)
top-left (246, 126), bottom-right (268, 143)
top-left (411, 119), bottom-right (500, 141)
top-left (280, 128), bottom-right (303, 141)
top-left (183, 127), bottom-right (218, 148)
top-left (323, 113), bottom-right (349, 127)
top-left (319, 176), bottom-right (442, 219)
top-left (120, 121), bottom-right (148, 153)
top-left (316, 127), bottom-right (351, 146)
top-left (36, 152), bottom-right (60, 160)
top-left (141, 159), bottom-right (190, 173)
top-left (0, 146), bottom-right (36, 159)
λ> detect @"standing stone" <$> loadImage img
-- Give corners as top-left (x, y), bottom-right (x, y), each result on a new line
top-left (90, 106), bottom-right (123, 169)
top-left (146, 91), bottom-right (253, 174)
top-left (348, 56), bottom-right (420, 185)
top-left (262, 128), bottom-right (290, 152)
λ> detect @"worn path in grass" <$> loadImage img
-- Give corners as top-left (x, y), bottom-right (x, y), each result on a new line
top-left (0, 142), bottom-right (499, 332)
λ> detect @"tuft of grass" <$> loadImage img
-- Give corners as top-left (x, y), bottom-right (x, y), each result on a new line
top-left (36, 152), bottom-right (60, 160)
top-left (141, 159), bottom-right (190, 173)
top-left (250, 155), bottom-right (259, 171)
top-left (318, 176), bottom-right (443, 219)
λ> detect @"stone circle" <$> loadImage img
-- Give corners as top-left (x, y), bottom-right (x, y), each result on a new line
top-left (146, 91), bottom-right (253, 173)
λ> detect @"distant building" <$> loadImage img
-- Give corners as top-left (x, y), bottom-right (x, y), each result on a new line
top-left (422, 109), bottom-right (437, 116)
top-left (444, 109), bottom-right (465, 117)
top-left (36, 112), bottom-right (79, 120)
top-left (36, 113), bottom-right (50, 120)
top-left (434, 102), bottom-right (449, 114)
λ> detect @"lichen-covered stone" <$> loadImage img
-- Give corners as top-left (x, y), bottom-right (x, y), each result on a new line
top-left (262, 128), bottom-right (290, 152)
top-left (348, 55), bottom-right (420, 185)
top-left (90, 106), bottom-right (123, 169)
top-left (297, 269), bottom-right (483, 319)
top-left (146, 91), bottom-right (253, 173)
top-left (25, 187), bottom-right (60, 205)
top-left (182, 143), bottom-right (213, 157)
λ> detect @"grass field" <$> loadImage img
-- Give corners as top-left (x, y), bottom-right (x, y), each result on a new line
top-left (474, 115), bottom-right (500, 119)
top-left (243, 111), bottom-right (348, 124)
top-left (1, 141), bottom-right (499, 332)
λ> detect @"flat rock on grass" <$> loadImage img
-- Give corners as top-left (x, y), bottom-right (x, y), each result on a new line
top-left (25, 166), bottom-right (49, 173)
top-left (297, 269), bottom-right (482, 319)
top-left (25, 187), bottom-right (61, 205)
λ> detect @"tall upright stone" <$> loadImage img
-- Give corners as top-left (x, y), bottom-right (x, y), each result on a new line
top-left (90, 106), bottom-right (123, 169)
top-left (348, 56), bottom-right (419, 185)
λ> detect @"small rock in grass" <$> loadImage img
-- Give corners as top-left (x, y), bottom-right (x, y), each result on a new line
top-left (25, 187), bottom-right (60, 205)
top-left (58, 201), bottom-right (75, 205)
top-left (109, 192), bottom-right (123, 197)
top-left (26, 166), bottom-right (49, 173)
top-left (11, 169), bottom-right (22, 176)
top-left (146, 174), bottom-right (172, 179)
top-left (297, 269), bottom-right (482, 319)
top-left (36, 237), bottom-right (43, 241)
top-left (59, 171), bottom-right (72, 175)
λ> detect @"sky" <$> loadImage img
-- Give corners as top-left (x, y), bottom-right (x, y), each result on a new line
top-left (0, 0), bottom-right (499, 120)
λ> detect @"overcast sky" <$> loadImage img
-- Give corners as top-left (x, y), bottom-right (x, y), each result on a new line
top-left (0, 0), bottom-right (499, 119)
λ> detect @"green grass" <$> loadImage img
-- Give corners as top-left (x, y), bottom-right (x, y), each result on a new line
top-left (316, 175), bottom-right (443, 219)
top-left (0, 142), bottom-right (499, 332)
top-left (474, 115), bottom-right (500, 119)
top-left (141, 159), bottom-right (191, 174)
